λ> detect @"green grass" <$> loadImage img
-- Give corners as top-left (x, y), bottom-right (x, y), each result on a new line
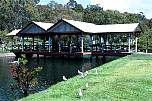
top-left (20, 54), bottom-right (152, 101)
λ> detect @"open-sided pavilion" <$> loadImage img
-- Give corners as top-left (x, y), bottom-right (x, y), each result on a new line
top-left (8, 19), bottom-right (142, 58)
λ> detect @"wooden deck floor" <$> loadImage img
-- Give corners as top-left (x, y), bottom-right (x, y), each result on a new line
top-left (12, 50), bottom-right (131, 57)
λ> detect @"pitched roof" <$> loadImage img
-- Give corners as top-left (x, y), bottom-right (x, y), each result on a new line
top-left (95, 23), bottom-right (140, 33)
top-left (33, 21), bottom-right (54, 30)
top-left (62, 19), bottom-right (141, 33)
top-left (63, 19), bottom-right (96, 33)
top-left (7, 29), bottom-right (21, 36)
top-left (17, 21), bottom-right (54, 35)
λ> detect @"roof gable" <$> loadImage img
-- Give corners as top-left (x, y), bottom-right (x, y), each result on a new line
top-left (47, 20), bottom-right (82, 33)
top-left (33, 22), bottom-right (54, 30)
top-left (18, 22), bottom-right (54, 36)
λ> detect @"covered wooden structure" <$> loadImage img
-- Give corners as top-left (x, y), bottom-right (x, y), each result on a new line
top-left (8, 19), bottom-right (142, 58)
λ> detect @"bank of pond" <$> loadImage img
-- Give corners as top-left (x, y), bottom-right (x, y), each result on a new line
top-left (20, 54), bottom-right (152, 101)
top-left (0, 55), bottom-right (117, 101)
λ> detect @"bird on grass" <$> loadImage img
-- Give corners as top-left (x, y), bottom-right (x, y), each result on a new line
top-left (82, 82), bottom-right (89, 90)
top-left (62, 76), bottom-right (68, 81)
top-left (95, 68), bottom-right (98, 75)
top-left (76, 88), bottom-right (83, 98)
top-left (84, 71), bottom-right (89, 76)
top-left (85, 83), bottom-right (89, 88)
top-left (78, 70), bottom-right (84, 78)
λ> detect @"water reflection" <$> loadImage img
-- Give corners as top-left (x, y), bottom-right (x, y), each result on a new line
top-left (0, 56), bottom-right (118, 100)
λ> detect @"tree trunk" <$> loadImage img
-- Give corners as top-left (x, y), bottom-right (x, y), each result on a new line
top-left (23, 89), bottom-right (29, 97)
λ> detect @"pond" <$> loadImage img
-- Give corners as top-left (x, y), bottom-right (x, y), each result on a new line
top-left (0, 55), bottom-right (118, 101)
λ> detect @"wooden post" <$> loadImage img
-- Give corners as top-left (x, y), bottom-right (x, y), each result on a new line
top-left (128, 33), bottom-right (131, 53)
top-left (95, 35), bottom-right (97, 51)
top-left (76, 36), bottom-right (79, 52)
top-left (81, 34), bottom-right (84, 53)
top-left (21, 36), bottom-right (24, 51)
top-left (48, 36), bottom-right (51, 52)
top-left (32, 36), bottom-right (34, 51)
top-left (90, 34), bottom-right (93, 52)
top-left (99, 35), bottom-right (102, 51)
top-left (69, 36), bottom-right (72, 53)
top-left (58, 35), bottom-right (61, 52)
top-left (135, 33), bottom-right (138, 53)
top-left (102, 34), bottom-right (107, 51)
top-left (43, 36), bottom-right (45, 51)
top-left (37, 54), bottom-right (39, 64)
top-left (11, 36), bottom-right (13, 51)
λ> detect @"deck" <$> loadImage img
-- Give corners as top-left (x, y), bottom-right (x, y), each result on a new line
top-left (12, 50), bottom-right (131, 58)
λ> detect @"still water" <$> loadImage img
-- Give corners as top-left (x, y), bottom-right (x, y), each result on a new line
top-left (0, 56), bottom-right (118, 101)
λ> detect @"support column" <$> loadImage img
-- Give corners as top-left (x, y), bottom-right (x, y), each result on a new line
top-left (11, 36), bottom-right (13, 50)
top-left (69, 36), bottom-right (72, 53)
top-left (135, 34), bottom-right (138, 53)
top-left (58, 35), bottom-right (61, 52)
top-left (21, 36), bottom-right (24, 51)
top-left (43, 36), bottom-right (45, 51)
top-left (90, 34), bottom-right (93, 52)
top-left (32, 36), bottom-right (34, 51)
top-left (95, 35), bottom-right (97, 51)
top-left (76, 36), bottom-right (79, 52)
top-left (128, 33), bottom-right (131, 53)
top-left (102, 34), bottom-right (107, 52)
top-left (48, 36), bottom-right (51, 52)
top-left (81, 34), bottom-right (84, 53)
top-left (99, 35), bottom-right (102, 51)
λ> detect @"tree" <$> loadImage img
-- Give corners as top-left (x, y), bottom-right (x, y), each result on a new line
top-left (66, 0), bottom-right (77, 9)
top-left (139, 28), bottom-right (152, 53)
top-left (10, 55), bottom-right (42, 97)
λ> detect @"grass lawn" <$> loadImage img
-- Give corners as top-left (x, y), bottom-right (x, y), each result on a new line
top-left (20, 54), bottom-right (152, 101)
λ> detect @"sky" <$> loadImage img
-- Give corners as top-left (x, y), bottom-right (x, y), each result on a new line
top-left (39, 0), bottom-right (152, 19)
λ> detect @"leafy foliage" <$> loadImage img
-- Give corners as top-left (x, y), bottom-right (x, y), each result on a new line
top-left (10, 55), bottom-right (42, 97)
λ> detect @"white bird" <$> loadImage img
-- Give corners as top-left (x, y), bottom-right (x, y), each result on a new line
top-left (62, 76), bottom-right (68, 81)
top-left (95, 68), bottom-right (98, 75)
top-left (9, 61), bottom-right (19, 66)
top-left (85, 83), bottom-right (89, 88)
top-left (76, 88), bottom-right (83, 98)
top-left (9, 61), bottom-right (19, 64)
top-left (78, 70), bottom-right (83, 75)
top-left (84, 71), bottom-right (89, 76)
top-left (78, 70), bottom-right (84, 78)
